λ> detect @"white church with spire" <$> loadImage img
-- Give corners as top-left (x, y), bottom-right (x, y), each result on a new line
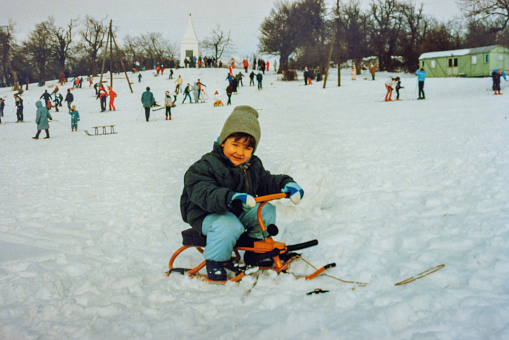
top-left (180, 14), bottom-right (200, 64)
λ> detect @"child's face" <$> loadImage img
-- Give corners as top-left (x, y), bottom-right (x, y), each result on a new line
top-left (221, 136), bottom-right (254, 166)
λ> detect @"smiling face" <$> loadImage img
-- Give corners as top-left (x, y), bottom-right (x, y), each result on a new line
top-left (221, 135), bottom-right (254, 166)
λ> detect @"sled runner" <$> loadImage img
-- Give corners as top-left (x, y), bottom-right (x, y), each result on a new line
top-left (167, 192), bottom-right (335, 283)
top-left (153, 103), bottom-right (176, 111)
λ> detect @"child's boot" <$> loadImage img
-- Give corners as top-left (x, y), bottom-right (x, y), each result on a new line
top-left (206, 260), bottom-right (226, 281)
top-left (205, 259), bottom-right (245, 281)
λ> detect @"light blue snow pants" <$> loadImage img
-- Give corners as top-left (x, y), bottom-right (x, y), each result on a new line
top-left (201, 203), bottom-right (276, 262)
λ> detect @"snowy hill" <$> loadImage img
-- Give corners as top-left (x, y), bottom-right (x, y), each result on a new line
top-left (0, 67), bottom-right (508, 339)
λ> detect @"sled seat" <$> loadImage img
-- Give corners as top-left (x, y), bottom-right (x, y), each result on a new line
top-left (181, 228), bottom-right (258, 248)
top-left (182, 228), bottom-right (207, 247)
top-left (92, 125), bottom-right (116, 135)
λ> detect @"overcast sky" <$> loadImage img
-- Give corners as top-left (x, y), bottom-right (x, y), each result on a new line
top-left (1, 0), bottom-right (462, 57)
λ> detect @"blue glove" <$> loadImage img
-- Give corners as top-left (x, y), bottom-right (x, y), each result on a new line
top-left (282, 182), bottom-right (304, 204)
top-left (231, 192), bottom-right (256, 210)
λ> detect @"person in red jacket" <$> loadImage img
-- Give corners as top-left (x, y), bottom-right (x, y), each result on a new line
top-left (59, 71), bottom-right (66, 86)
top-left (108, 86), bottom-right (117, 111)
top-left (97, 84), bottom-right (108, 112)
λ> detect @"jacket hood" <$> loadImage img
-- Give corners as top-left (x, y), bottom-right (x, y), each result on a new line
top-left (36, 101), bottom-right (43, 108)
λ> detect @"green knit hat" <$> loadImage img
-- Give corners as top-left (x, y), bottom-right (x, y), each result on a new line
top-left (219, 105), bottom-right (261, 152)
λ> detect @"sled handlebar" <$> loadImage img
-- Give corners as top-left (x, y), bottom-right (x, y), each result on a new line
top-left (254, 192), bottom-right (289, 203)
top-left (254, 192), bottom-right (290, 233)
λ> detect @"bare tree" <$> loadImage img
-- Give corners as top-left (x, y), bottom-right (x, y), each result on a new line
top-left (122, 34), bottom-right (140, 64)
top-left (419, 18), bottom-right (463, 52)
top-left (52, 17), bottom-right (76, 72)
top-left (398, 1), bottom-right (429, 70)
top-left (23, 20), bottom-right (54, 81)
top-left (81, 16), bottom-right (107, 76)
top-left (293, 0), bottom-right (332, 73)
top-left (202, 25), bottom-right (233, 66)
top-left (459, 0), bottom-right (509, 32)
top-left (368, 0), bottom-right (403, 71)
top-left (259, 0), bottom-right (303, 73)
top-left (137, 32), bottom-right (177, 62)
top-left (0, 23), bottom-right (15, 86)
top-left (340, 0), bottom-right (370, 74)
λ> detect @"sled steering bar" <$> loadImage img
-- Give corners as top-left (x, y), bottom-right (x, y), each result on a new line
top-left (254, 192), bottom-right (289, 203)
top-left (255, 192), bottom-right (290, 233)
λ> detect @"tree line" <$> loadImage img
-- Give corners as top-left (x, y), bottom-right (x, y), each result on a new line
top-left (1, 0), bottom-right (508, 88)
top-left (0, 15), bottom-right (237, 89)
top-left (0, 15), bottom-right (183, 88)
top-left (259, 0), bottom-right (509, 75)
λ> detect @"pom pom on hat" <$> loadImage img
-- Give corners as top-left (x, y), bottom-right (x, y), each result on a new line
top-left (219, 105), bottom-right (261, 152)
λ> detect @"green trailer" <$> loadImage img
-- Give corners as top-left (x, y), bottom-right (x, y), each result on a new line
top-left (418, 45), bottom-right (509, 77)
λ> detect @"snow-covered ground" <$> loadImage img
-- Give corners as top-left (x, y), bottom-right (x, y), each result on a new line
top-left (0, 66), bottom-right (508, 339)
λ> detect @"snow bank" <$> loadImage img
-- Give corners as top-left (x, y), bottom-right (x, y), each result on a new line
top-left (0, 68), bottom-right (508, 339)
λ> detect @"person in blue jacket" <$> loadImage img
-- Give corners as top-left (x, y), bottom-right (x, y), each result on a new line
top-left (415, 68), bottom-right (427, 99)
top-left (492, 69), bottom-right (507, 95)
top-left (69, 105), bottom-right (80, 132)
top-left (32, 101), bottom-right (52, 139)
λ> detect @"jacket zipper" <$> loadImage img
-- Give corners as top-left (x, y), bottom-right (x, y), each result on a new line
top-left (240, 164), bottom-right (250, 193)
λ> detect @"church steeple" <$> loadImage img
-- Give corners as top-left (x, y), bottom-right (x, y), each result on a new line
top-left (180, 13), bottom-right (200, 64)
top-left (182, 14), bottom-right (199, 44)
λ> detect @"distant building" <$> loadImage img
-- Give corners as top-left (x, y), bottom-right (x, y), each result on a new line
top-left (418, 45), bottom-right (509, 77)
top-left (180, 14), bottom-right (200, 65)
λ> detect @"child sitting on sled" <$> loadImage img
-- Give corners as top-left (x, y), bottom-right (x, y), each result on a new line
top-left (213, 90), bottom-right (224, 107)
top-left (180, 105), bottom-right (304, 281)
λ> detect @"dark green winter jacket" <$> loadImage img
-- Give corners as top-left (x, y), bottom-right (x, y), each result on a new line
top-left (141, 90), bottom-right (155, 108)
top-left (180, 142), bottom-right (294, 233)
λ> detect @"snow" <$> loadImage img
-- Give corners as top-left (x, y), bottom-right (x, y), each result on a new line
top-left (419, 48), bottom-right (472, 59)
top-left (1, 67), bottom-right (508, 339)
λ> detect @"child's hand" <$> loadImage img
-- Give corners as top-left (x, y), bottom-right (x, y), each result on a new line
top-left (231, 193), bottom-right (256, 210)
top-left (282, 182), bottom-right (304, 204)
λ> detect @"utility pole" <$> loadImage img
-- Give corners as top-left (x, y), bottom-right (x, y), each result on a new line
top-left (98, 20), bottom-right (133, 93)
top-left (323, 0), bottom-right (341, 89)
top-left (322, 28), bottom-right (336, 89)
top-left (336, 0), bottom-right (341, 87)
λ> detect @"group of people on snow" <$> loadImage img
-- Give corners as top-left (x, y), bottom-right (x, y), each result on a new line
top-left (2, 61), bottom-right (506, 142)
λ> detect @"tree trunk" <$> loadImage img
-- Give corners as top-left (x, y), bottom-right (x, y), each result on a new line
top-left (279, 54), bottom-right (289, 73)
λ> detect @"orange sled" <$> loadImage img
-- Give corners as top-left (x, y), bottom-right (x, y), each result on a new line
top-left (167, 192), bottom-right (336, 283)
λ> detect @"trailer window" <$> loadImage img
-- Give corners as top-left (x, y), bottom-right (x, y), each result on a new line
top-left (472, 55), bottom-right (477, 64)
top-left (448, 58), bottom-right (458, 67)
